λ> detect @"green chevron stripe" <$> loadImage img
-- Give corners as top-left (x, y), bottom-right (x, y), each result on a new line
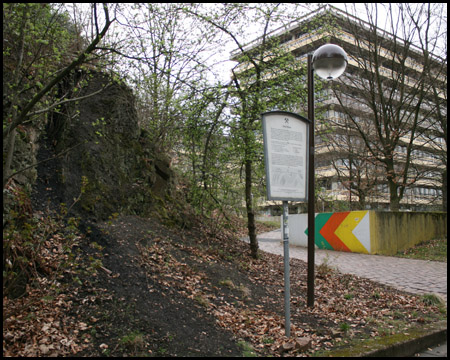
top-left (304, 213), bottom-right (334, 250)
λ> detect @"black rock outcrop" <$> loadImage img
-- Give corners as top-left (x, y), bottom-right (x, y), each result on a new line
top-left (35, 72), bottom-right (175, 221)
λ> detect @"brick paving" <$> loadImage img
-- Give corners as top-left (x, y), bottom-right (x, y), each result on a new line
top-left (243, 229), bottom-right (447, 304)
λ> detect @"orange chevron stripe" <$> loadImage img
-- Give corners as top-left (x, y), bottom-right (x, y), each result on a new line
top-left (319, 212), bottom-right (351, 252)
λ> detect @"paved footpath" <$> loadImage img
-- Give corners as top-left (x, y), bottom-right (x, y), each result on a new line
top-left (244, 229), bottom-right (447, 304)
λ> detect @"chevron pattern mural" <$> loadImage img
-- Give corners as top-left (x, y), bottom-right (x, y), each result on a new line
top-left (305, 211), bottom-right (370, 253)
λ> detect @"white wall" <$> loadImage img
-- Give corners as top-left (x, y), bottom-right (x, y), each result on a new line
top-left (281, 213), bottom-right (309, 247)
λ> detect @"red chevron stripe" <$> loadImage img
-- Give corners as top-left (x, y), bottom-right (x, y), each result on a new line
top-left (320, 212), bottom-right (351, 252)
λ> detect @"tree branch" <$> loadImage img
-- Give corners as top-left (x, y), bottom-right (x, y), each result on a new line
top-left (26, 83), bottom-right (111, 117)
top-left (3, 4), bottom-right (114, 140)
top-left (3, 141), bottom-right (85, 188)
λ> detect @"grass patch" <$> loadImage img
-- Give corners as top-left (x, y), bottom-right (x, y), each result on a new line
top-left (313, 320), bottom-right (447, 357)
top-left (120, 330), bottom-right (145, 352)
top-left (257, 219), bottom-right (280, 229)
top-left (237, 340), bottom-right (257, 357)
top-left (255, 218), bottom-right (281, 231)
top-left (420, 293), bottom-right (446, 312)
top-left (395, 237), bottom-right (447, 262)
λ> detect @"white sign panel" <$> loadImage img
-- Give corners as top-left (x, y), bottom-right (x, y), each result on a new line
top-left (262, 111), bottom-right (309, 201)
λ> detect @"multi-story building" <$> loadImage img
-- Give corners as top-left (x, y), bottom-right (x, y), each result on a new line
top-left (231, 5), bottom-right (446, 213)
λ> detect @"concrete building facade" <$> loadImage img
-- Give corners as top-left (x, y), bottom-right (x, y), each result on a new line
top-left (232, 5), bottom-right (447, 213)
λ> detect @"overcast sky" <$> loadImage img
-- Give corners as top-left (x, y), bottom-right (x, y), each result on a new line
top-left (63, 3), bottom-right (446, 86)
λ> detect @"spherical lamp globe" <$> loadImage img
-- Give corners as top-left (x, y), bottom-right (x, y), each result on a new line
top-left (312, 44), bottom-right (348, 80)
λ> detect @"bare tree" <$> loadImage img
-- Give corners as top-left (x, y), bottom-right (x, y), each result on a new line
top-left (405, 3), bottom-right (447, 211)
top-left (322, 121), bottom-right (382, 210)
top-left (110, 3), bottom-right (221, 153)
top-left (332, 4), bottom-right (446, 210)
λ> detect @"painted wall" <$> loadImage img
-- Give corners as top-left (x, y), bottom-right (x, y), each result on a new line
top-left (369, 211), bottom-right (447, 255)
top-left (284, 211), bottom-right (447, 255)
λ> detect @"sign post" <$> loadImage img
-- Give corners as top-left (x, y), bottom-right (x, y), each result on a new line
top-left (282, 200), bottom-right (290, 337)
top-left (262, 111), bottom-right (309, 337)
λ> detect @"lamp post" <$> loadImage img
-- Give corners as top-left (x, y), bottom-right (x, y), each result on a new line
top-left (307, 44), bottom-right (347, 307)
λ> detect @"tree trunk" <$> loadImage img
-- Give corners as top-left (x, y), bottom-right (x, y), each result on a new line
top-left (3, 129), bottom-right (16, 189)
top-left (388, 181), bottom-right (401, 211)
top-left (245, 158), bottom-right (258, 258)
top-left (358, 191), bottom-right (366, 210)
top-left (442, 169), bottom-right (447, 212)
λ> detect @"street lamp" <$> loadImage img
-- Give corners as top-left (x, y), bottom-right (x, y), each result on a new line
top-left (307, 44), bottom-right (347, 307)
top-left (312, 44), bottom-right (348, 80)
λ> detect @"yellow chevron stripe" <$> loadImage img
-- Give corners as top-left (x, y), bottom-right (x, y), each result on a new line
top-left (335, 211), bottom-right (369, 253)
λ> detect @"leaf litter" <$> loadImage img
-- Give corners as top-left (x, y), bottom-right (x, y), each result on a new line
top-left (3, 214), bottom-right (445, 357)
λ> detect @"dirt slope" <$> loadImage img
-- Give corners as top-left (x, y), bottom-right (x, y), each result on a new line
top-left (71, 216), bottom-right (243, 356)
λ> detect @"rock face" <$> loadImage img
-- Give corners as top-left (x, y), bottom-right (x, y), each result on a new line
top-left (40, 72), bottom-right (175, 220)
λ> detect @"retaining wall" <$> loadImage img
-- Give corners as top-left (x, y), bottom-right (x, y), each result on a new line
top-left (284, 211), bottom-right (447, 255)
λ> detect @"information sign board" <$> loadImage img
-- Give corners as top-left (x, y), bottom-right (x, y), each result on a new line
top-left (262, 111), bottom-right (309, 201)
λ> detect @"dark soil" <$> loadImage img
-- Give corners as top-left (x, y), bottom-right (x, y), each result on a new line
top-left (70, 217), bottom-right (244, 356)
top-left (64, 214), bottom-right (286, 357)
